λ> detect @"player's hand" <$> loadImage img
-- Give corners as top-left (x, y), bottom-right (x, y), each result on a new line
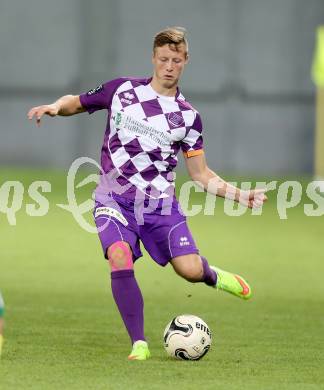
top-left (238, 189), bottom-right (268, 209)
top-left (27, 104), bottom-right (59, 127)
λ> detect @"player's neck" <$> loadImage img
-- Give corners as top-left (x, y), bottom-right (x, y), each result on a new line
top-left (150, 78), bottom-right (178, 97)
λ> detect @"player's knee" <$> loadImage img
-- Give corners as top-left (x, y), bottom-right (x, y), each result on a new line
top-left (182, 264), bottom-right (203, 282)
top-left (107, 241), bottom-right (133, 271)
top-left (172, 255), bottom-right (204, 282)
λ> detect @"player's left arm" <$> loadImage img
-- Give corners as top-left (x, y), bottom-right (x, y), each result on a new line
top-left (184, 151), bottom-right (267, 209)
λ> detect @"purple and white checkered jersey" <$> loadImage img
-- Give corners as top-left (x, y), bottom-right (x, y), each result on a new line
top-left (80, 77), bottom-right (204, 200)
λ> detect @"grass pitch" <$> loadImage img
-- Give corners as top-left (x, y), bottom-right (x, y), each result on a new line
top-left (0, 168), bottom-right (324, 390)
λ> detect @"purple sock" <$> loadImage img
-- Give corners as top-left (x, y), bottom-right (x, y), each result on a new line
top-left (201, 256), bottom-right (217, 286)
top-left (111, 269), bottom-right (145, 344)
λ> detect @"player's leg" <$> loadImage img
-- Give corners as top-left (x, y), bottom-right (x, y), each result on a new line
top-left (94, 200), bottom-right (150, 360)
top-left (106, 241), bottom-right (149, 360)
top-left (0, 291), bottom-right (4, 357)
top-left (170, 254), bottom-right (217, 286)
top-left (140, 201), bottom-right (251, 299)
top-left (140, 210), bottom-right (217, 287)
top-left (171, 254), bottom-right (252, 300)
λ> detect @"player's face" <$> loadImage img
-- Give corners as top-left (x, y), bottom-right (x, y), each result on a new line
top-left (152, 44), bottom-right (188, 90)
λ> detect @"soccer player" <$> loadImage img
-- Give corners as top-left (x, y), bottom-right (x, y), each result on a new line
top-left (28, 27), bottom-right (267, 360)
top-left (0, 291), bottom-right (4, 357)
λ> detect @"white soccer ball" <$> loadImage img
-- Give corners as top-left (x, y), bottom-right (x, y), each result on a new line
top-left (163, 314), bottom-right (212, 360)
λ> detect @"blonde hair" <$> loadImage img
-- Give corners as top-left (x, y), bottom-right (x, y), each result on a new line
top-left (153, 26), bottom-right (188, 57)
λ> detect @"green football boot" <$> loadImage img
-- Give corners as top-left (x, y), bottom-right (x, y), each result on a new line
top-left (128, 340), bottom-right (151, 361)
top-left (210, 266), bottom-right (252, 300)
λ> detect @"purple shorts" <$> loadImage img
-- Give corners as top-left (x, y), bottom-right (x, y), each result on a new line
top-left (93, 193), bottom-right (199, 266)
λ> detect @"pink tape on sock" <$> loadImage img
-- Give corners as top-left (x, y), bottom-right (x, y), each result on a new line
top-left (108, 241), bottom-right (133, 272)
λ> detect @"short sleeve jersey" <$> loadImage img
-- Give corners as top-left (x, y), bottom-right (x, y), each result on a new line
top-left (80, 77), bottom-right (204, 199)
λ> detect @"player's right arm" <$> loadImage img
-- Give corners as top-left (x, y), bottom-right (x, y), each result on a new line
top-left (27, 95), bottom-right (85, 126)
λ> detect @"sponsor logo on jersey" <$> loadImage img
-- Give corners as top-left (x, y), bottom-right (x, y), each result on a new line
top-left (167, 112), bottom-right (184, 127)
top-left (113, 111), bottom-right (171, 147)
top-left (120, 98), bottom-right (132, 105)
top-left (87, 84), bottom-right (103, 96)
top-left (120, 91), bottom-right (135, 105)
top-left (94, 206), bottom-right (128, 226)
top-left (124, 92), bottom-right (134, 100)
top-left (115, 112), bottom-right (122, 126)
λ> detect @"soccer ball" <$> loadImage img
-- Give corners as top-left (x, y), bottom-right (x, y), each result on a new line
top-left (163, 314), bottom-right (212, 360)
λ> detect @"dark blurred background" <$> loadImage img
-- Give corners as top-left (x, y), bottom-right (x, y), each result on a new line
top-left (1, 0), bottom-right (323, 174)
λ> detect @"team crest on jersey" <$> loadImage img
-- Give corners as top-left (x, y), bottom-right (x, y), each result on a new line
top-left (167, 112), bottom-right (184, 128)
top-left (87, 84), bottom-right (103, 96)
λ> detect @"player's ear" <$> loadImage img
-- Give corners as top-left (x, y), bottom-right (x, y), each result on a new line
top-left (152, 49), bottom-right (156, 64)
top-left (185, 54), bottom-right (189, 65)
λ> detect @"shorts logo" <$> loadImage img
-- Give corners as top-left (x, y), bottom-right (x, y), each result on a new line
top-left (168, 112), bottom-right (184, 128)
top-left (180, 236), bottom-right (190, 246)
top-left (87, 84), bottom-right (103, 96)
top-left (95, 207), bottom-right (128, 226)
